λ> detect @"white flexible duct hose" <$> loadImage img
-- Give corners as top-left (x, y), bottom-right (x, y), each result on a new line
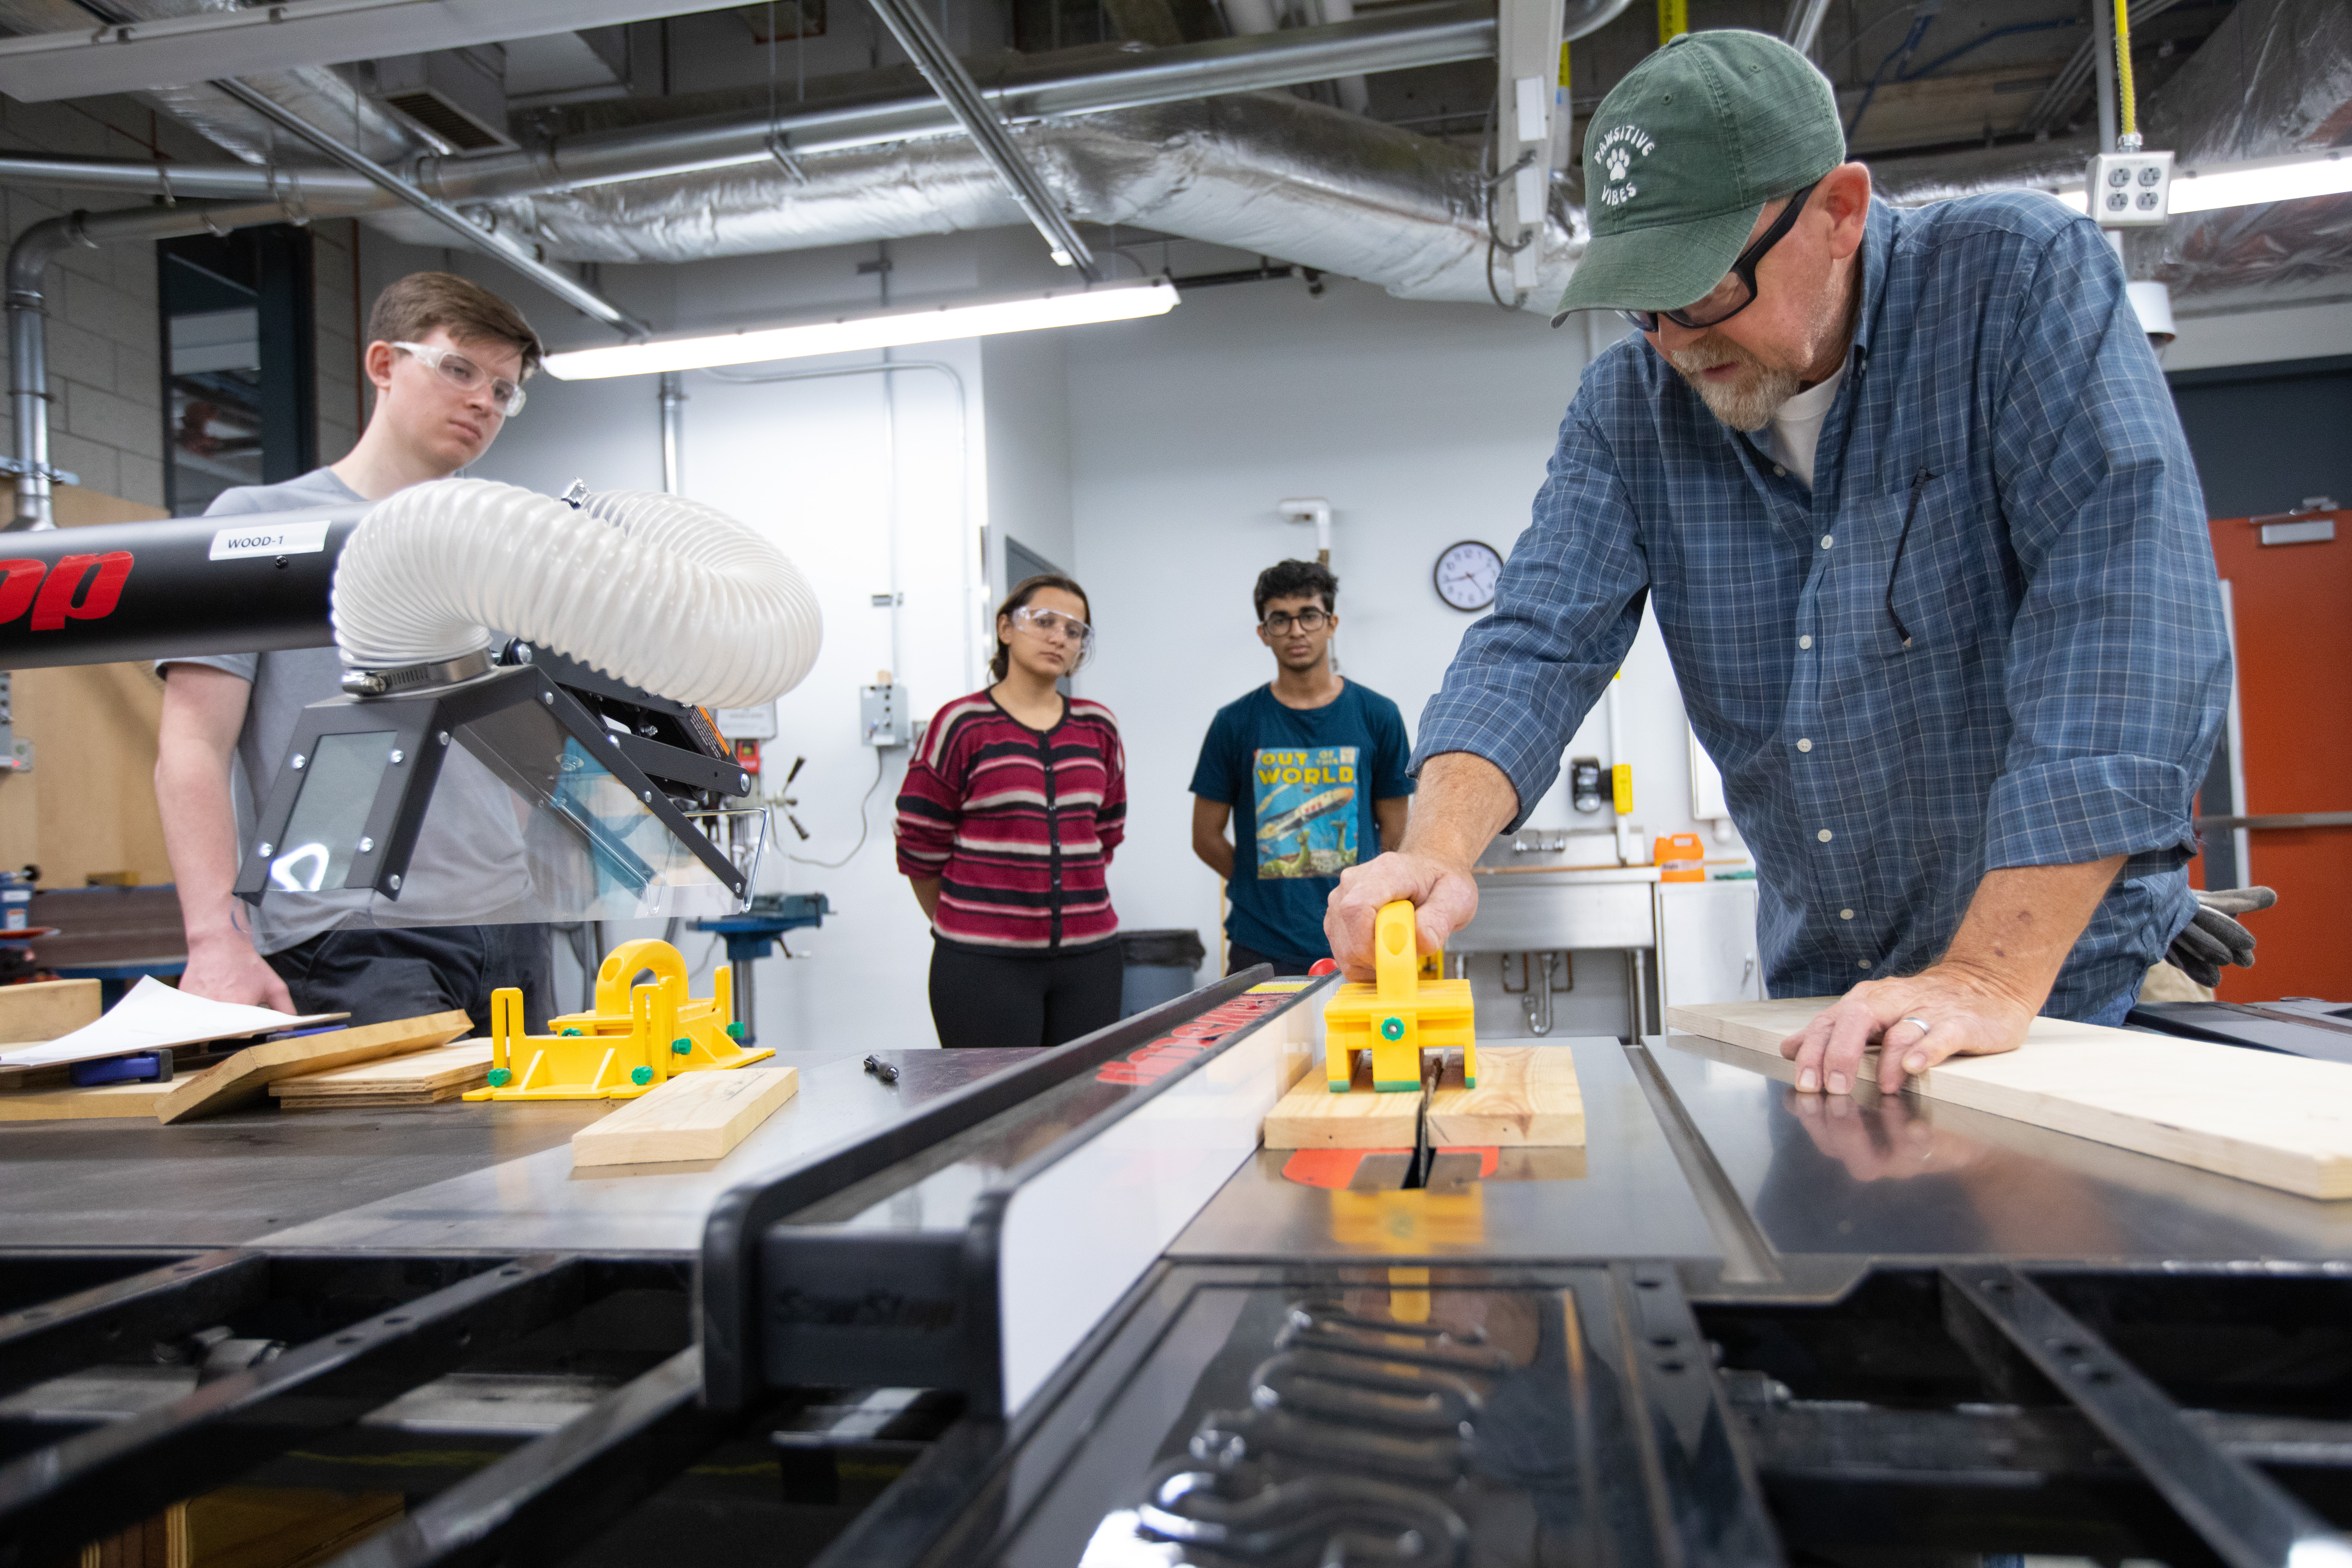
top-left (331, 479), bottom-right (823, 710)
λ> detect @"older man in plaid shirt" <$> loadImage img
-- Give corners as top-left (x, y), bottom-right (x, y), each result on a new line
top-left (1326, 30), bottom-right (2231, 1099)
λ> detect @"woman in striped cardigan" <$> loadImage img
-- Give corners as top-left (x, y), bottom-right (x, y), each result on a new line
top-left (894, 574), bottom-right (1128, 1049)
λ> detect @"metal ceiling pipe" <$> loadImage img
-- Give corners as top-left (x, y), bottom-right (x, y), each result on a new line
top-left (865, 0), bottom-right (1102, 276)
top-left (208, 78), bottom-right (650, 338)
top-left (0, 155), bottom-right (379, 203)
top-left (4, 197), bottom-right (363, 530)
top-left (1782, 0), bottom-right (1832, 58)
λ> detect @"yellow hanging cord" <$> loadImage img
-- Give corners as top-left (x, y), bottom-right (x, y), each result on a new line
top-left (2114, 0), bottom-right (2138, 143)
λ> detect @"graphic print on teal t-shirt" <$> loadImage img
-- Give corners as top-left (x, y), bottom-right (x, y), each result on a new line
top-left (1253, 746), bottom-right (1359, 879)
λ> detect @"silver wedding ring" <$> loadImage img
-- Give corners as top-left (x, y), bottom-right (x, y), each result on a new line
top-left (1899, 1016), bottom-right (1932, 1035)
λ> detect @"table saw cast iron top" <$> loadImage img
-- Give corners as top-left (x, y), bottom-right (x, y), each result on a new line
top-left (1, 968), bottom-right (2351, 1568)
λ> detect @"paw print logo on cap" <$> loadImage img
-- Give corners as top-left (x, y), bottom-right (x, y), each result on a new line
top-left (1594, 123), bottom-right (1657, 208)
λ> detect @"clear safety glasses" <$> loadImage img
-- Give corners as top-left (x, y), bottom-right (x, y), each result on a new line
top-left (393, 340), bottom-right (528, 418)
top-left (1011, 605), bottom-right (1095, 669)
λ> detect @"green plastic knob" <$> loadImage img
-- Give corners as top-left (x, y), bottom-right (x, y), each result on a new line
top-left (1379, 1016), bottom-right (1405, 1041)
top-left (630, 1066), bottom-right (653, 1086)
top-left (485, 1068), bottom-right (511, 1088)
top-left (725, 1022), bottom-right (745, 1040)
top-left (559, 1027), bottom-right (582, 1037)
top-left (672, 1036), bottom-right (692, 1055)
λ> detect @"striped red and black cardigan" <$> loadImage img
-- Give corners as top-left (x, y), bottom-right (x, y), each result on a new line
top-left (893, 691), bottom-right (1128, 952)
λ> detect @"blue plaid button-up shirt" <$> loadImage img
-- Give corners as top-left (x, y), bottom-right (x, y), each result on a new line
top-left (1414, 193), bottom-right (2229, 1019)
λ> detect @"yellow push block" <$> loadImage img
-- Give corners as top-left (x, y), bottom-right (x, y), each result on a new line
top-left (1323, 901), bottom-right (1476, 1093)
top-left (544, 939), bottom-right (774, 1074)
top-left (464, 938), bottom-right (772, 1102)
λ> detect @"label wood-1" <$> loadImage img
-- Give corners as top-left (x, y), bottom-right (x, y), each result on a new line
top-left (207, 519), bottom-right (332, 561)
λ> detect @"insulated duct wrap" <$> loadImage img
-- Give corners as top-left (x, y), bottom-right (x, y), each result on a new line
top-left (2138, 0), bottom-right (2352, 297)
top-left (477, 92), bottom-right (1583, 309)
top-left (331, 479), bottom-right (823, 710)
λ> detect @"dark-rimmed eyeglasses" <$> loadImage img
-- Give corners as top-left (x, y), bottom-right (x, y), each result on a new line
top-left (1619, 181), bottom-right (1821, 335)
top-left (1262, 609), bottom-right (1331, 634)
top-left (393, 340), bottom-right (526, 418)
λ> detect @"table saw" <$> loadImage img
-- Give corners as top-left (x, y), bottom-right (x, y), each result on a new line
top-left (1, 971), bottom-right (2349, 1568)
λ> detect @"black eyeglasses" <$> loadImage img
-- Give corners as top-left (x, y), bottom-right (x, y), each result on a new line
top-left (1262, 609), bottom-right (1331, 634)
top-left (1620, 181), bottom-right (1821, 335)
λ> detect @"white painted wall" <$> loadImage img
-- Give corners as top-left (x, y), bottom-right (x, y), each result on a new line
top-left (1064, 274), bottom-right (1741, 990)
top-left (2163, 293), bottom-right (2352, 373)
top-left (363, 228), bottom-right (990, 1054)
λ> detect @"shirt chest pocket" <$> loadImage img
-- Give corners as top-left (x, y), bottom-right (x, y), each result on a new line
top-left (1874, 469), bottom-right (2005, 660)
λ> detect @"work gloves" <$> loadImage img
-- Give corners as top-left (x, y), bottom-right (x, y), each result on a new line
top-left (2165, 886), bottom-right (2276, 989)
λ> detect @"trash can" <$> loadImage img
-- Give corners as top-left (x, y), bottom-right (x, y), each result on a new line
top-left (1118, 928), bottom-right (1208, 1018)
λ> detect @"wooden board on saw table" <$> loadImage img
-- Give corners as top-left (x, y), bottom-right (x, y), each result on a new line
top-left (0, 1080), bottom-right (176, 1121)
top-left (571, 1065), bottom-right (800, 1168)
top-left (1665, 998), bottom-right (2352, 1200)
top-left (1263, 1051), bottom-right (1422, 1150)
top-left (1426, 1046), bottom-right (1584, 1147)
top-left (0, 979), bottom-right (101, 1045)
top-left (271, 1040), bottom-right (493, 1107)
top-left (157, 1010), bottom-right (472, 1125)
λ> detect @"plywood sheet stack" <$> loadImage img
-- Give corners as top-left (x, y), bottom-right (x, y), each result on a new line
top-left (158, 1011), bottom-right (473, 1122)
top-left (272, 1040), bottom-right (495, 1108)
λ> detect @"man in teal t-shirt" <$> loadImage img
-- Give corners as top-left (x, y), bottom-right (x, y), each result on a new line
top-left (1190, 560), bottom-right (1415, 975)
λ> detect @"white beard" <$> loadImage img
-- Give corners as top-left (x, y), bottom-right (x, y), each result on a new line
top-left (1665, 339), bottom-right (1804, 432)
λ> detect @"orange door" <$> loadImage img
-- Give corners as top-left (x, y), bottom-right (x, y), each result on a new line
top-left (2201, 508), bottom-right (2352, 1001)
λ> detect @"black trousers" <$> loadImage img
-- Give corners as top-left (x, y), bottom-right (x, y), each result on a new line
top-left (928, 938), bottom-right (1123, 1051)
top-left (268, 923), bottom-right (556, 1036)
top-left (1225, 940), bottom-right (1319, 979)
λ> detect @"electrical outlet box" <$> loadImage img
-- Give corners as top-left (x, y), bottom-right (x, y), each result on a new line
top-left (2087, 150), bottom-right (2174, 227)
top-left (861, 683), bottom-right (911, 748)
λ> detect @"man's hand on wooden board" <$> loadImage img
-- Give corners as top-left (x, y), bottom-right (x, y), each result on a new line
top-left (1778, 963), bottom-right (2036, 1096)
top-left (1781, 854), bottom-right (2127, 1096)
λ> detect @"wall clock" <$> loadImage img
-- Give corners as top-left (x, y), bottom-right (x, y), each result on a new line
top-left (1433, 540), bottom-right (1503, 611)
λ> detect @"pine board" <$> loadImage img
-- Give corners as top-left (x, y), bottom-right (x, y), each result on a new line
top-left (0, 978), bottom-right (102, 1045)
top-left (0, 1080), bottom-right (176, 1121)
top-left (1665, 998), bottom-right (2352, 1200)
top-left (571, 1066), bottom-right (800, 1168)
top-left (1426, 1046), bottom-right (1584, 1147)
top-left (271, 1041), bottom-right (492, 1101)
top-left (156, 1011), bottom-right (472, 1125)
top-left (1262, 1053), bottom-right (1422, 1151)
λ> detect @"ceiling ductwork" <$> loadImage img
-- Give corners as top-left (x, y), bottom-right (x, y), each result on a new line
top-left (485, 92), bottom-right (1581, 309)
top-left (2137, 0), bottom-right (2352, 300)
top-left (7, 0), bottom-right (2341, 317)
top-left (0, 0), bottom-right (425, 167)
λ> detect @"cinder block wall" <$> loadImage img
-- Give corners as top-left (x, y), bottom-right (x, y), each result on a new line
top-left (0, 94), bottom-right (363, 514)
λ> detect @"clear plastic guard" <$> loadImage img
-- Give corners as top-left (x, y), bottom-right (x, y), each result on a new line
top-left (240, 697), bottom-right (761, 936)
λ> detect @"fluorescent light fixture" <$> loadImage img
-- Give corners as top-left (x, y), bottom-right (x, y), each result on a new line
top-left (544, 279), bottom-right (1180, 381)
top-left (2167, 149), bottom-right (2352, 214)
top-left (2039, 149), bottom-right (2351, 218)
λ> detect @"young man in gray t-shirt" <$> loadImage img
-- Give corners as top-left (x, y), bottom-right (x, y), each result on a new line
top-left (155, 271), bottom-right (555, 1031)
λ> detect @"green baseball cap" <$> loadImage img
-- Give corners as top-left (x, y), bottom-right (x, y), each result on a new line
top-left (1552, 30), bottom-right (1845, 325)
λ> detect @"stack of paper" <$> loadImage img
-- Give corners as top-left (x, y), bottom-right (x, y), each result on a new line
top-left (0, 978), bottom-right (344, 1070)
